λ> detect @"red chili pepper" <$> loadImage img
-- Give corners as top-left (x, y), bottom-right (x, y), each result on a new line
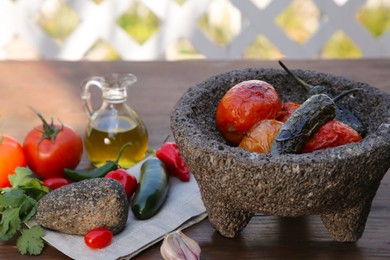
top-left (104, 169), bottom-right (137, 198)
top-left (156, 142), bottom-right (190, 182)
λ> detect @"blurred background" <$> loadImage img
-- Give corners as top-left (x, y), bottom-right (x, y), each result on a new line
top-left (1, 0), bottom-right (389, 60)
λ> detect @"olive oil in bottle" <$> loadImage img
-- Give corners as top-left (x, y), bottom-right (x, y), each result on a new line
top-left (81, 73), bottom-right (148, 168)
top-left (84, 116), bottom-right (148, 168)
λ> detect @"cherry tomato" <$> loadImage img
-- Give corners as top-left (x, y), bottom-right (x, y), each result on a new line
top-left (23, 110), bottom-right (83, 179)
top-left (43, 176), bottom-right (70, 190)
top-left (276, 102), bottom-right (300, 122)
top-left (84, 227), bottom-right (113, 249)
top-left (239, 119), bottom-right (283, 154)
top-left (301, 120), bottom-right (362, 153)
top-left (104, 169), bottom-right (137, 198)
top-left (0, 135), bottom-right (27, 188)
top-left (216, 80), bottom-right (281, 144)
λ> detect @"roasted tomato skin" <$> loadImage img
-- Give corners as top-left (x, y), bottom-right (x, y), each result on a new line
top-left (239, 119), bottom-right (283, 154)
top-left (216, 80), bottom-right (281, 144)
top-left (276, 102), bottom-right (300, 122)
top-left (301, 120), bottom-right (362, 153)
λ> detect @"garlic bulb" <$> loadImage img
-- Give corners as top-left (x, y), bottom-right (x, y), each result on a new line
top-left (160, 230), bottom-right (201, 260)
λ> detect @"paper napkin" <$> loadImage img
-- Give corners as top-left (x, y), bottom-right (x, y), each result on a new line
top-left (36, 160), bottom-right (206, 260)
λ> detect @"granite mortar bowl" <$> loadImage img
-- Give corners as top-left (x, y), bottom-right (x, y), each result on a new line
top-left (171, 67), bottom-right (390, 242)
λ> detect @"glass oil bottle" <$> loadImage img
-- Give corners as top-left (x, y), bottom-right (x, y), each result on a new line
top-left (81, 73), bottom-right (148, 168)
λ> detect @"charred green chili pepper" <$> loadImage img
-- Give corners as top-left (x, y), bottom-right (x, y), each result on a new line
top-left (131, 157), bottom-right (169, 220)
top-left (64, 142), bottom-right (132, 182)
top-left (270, 89), bottom-right (360, 155)
top-left (279, 60), bottom-right (366, 137)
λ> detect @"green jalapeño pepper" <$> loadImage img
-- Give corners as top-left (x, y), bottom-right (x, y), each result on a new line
top-left (64, 142), bottom-right (132, 182)
top-left (271, 89), bottom-right (360, 155)
top-left (279, 60), bottom-right (366, 136)
top-left (131, 157), bottom-right (169, 220)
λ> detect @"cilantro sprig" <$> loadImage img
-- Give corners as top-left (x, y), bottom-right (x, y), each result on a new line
top-left (0, 167), bottom-right (50, 255)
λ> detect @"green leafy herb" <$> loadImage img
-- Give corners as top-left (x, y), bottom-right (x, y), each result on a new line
top-left (17, 225), bottom-right (45, 255)
top-left (0, 167), bottom-right (50, 255)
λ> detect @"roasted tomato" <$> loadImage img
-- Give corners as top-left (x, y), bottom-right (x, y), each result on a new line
top-left (301, 120), bottom-right (362, 153)
top-left (216, 80), bottom-right (281, 144)
top-left (276, 102), bottom-right (300, 122)
top-left (0, 135), bottom-right (27, 188)
top-left (23, 110), bottom-right (83, 179)
top-left (84, 227), bottom-right (113, 249)
top-left (239, 119), bottom-right (283, 154)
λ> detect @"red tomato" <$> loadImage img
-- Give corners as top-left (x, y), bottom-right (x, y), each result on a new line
top-left (0, 135), bottom-right (27, 188)
top-left (239, 119), bottom-right (283, 154)
top-left (23, 111), bottom-right (83, 179)
top-left (216, 80), bottom-right (281, 144)
top-left (104, 169), bottom-right (137, 198)
top-left (84, 227), bottom-right (113, 249)
top-left (43, 176), bottom-right (70, 190)
top-left (301, 120), bottom-right (362, 153)
top-left (276, 102), bottom-right (300, 122)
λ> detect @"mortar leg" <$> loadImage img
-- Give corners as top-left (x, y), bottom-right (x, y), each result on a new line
top-left (204, 198), bottom-right (254, 238)
top-left (320, 199), bottom-right (373, 242)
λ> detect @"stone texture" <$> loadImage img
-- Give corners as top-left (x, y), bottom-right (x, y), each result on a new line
top-left (171, 67), bottom-right (390, 242)
top-left (36, 178), bottom-right (128, 235)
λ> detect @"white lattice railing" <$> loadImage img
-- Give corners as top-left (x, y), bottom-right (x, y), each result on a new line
top-left (0, 0), bottom-right (389, 60)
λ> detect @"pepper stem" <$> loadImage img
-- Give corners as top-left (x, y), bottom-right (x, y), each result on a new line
top-left (279, 60), bottom-right (313, 93)
top-left (333, 88), bottom-right (362, 103)
top-left (114, 142), bottom-right (133, 164)
top-left (147, 149), bottom-right (156, 156)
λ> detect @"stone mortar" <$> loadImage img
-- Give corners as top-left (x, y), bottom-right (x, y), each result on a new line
top-left (170, 67), bottom-right (390, 242)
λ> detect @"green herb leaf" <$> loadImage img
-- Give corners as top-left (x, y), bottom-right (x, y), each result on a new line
top-left (0, 189), bottom-right (26, 208)
top-left (0, 167), bottom-right (49, 255)
top-left (17, 225), bottom-right (45, 255)
top-left (8, 167), bottom-right (32, 188)
top-left (19, 196), bottom-right (37, 223)
top-left (21, 178), bottom-right (50, 201)
top-left (0, 207), bottom-right (21, 240)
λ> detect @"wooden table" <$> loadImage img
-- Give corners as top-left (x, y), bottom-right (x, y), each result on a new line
top-left (1, 59), bottom-right (389, 259)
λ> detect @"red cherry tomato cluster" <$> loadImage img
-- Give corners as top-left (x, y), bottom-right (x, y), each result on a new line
top-left (216, 81), bottom-right (363, 154)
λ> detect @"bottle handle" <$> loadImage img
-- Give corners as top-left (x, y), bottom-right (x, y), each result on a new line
top-left (80, 76), bottom-right (105, 117)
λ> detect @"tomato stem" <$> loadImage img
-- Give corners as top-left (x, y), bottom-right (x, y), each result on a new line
top-left (30, 107), bottom-right (63, 144)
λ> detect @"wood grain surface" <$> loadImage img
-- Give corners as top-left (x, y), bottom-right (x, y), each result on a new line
top-left (0, 59), bottom-right (389, 259)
